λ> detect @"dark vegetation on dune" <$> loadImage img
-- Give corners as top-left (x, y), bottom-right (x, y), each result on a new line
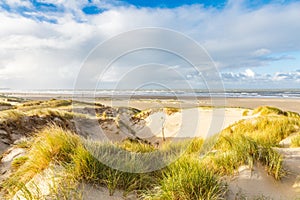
top-left (0, 99), bottom-right (299, 199)
top-left (0, 99), bottom-right (144, 149)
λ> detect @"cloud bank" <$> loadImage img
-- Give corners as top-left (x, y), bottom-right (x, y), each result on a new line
top-left (0, 0), bottom-right (299, 89)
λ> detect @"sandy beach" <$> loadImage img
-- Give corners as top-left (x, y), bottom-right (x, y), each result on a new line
top-left (2, 91), bottom-right (300, 113)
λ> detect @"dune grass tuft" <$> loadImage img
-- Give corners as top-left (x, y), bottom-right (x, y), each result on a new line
top-left (133, 109), bottom-right (153, 120)
top-left (210, 134), bottom-right (284, 179)
top-left (253, 106), bottom-right (300, 118)
top-left (71, 143), bottom-right (159, 196)
top-left (0, 109), bottom-right (26, 120)
top-left (18, 99), bottom-right (72, 110)
top-left (2, 126), bottom-right (81, 196)
top-left (0, 106), bottom-right (86, 123)
top-left (119, 138), bottom-right (156, 153)
top-left (11, 156), bottom-right (29, 170)
top-left (164, 107), bottom-right (180, 115)
top-left (2, 126), bottom-right (161, 198)
top-left (253, 106), bottom-right (287, 116)
top-left (205, 106), bottom-right (299, 179)
top-left (222, 116), bottom-right (300, 146)
top-left (291, 134), bottom-right (300, 147)
top-left (28, 108), bottom-right (86, 119)
top-left (0, 101), bottom-right (12, 107)
top-left (143, 155), bottom-right (226, 200)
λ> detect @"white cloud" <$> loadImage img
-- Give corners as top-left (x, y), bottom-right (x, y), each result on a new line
top-left (244, 69), bottom-right (255, 78)
top-left (221, 69), bottom-right (300, 88)
top-left (273, 71), bottom-right (300, 82)
top-left (4, 0), bottom-right (32, 8)
top-left (252, 48), bottom-right (271, 56)
top-left (0, 1), bottom-right (300, 89)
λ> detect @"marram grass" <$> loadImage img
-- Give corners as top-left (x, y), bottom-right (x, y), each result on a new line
top-left (207, 106), bottom-right (299, 179)
top-left (2, 126), bottom-right (81, 196)
top-left (291, 134), bottom-right (300, 147)
top-left (210, 134), bottom-right (284, 179)
top-left (142, 155), bottom-right (226, 200)
top-left (2, 106), bottom-right (299, 199)
top-left (2, 126), bottom-right (225, 199)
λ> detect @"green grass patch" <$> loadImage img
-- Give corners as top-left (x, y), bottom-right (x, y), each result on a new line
top-left (211, 134), bottom-right (284, 179)
top-left (2, 126), bottom-right (81, 196)
top-left (17, 99), bottom-right (72, 111)
top-left (2, 126), bottom-right (223, 199)
top-left (253, 106), bottom-right (300, 118)
top-left (0, 107), bottom-right (86, 122)
top-left (143, 155), bottom-right (226, 200)
top-left (222, 116), bottom-right (300, 146)
top-left (119, 138), bottom-right (156, 153)
top-left (28, 108), bottom-right (86, 119)
top-left (206, 107), bottom-right (300, 179)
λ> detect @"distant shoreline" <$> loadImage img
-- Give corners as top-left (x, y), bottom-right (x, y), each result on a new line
top-left (0, 88), bottom-right (300, 99)
top-left (1, 92), bottom-right (300, 114)
top-left (1, 91), bottom-right (300, 99)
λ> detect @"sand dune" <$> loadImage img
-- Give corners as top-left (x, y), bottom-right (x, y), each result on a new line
top-left (135, 108), bottom-right (251, 139)
top-left (1, 97), bottom-right (300, 199)
top-left (227, 148), bottom-right (300, 199)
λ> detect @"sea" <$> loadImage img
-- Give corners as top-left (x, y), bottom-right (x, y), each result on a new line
top-left (0, 89), bottom-right (300, 99)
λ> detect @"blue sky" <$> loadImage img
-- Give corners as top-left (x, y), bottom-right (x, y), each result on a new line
top-left (116, 0), bottom-right (227, 8)
top-left (0, 0), bottom-right (299, 89)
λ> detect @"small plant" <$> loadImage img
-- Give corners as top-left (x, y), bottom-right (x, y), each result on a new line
top-left (119, 138), bottom-right (155, 153)
top-left (0, 101), bottom-right (12, 107)
top-left (164, 107), bottom-right (180, 115)
top-left (134, 109), bottom-right (152, 120)
top-left (14, 138), bottom-right (33, 149)
top-left (102, 111), bottom-right (107, 120)
top-left (242, 109), bottom-right (249, 116)
top-left (11, 156), bottom-right (29, 170)
top-left (291, 134), bottom-right (300, 147)
top-left (253, 106), bottom-right (286, 116)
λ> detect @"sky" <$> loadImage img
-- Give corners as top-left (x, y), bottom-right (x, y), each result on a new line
top-left (0, 0), bottom-right (299, 90)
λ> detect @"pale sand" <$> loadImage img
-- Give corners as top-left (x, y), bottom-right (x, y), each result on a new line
top-left (228, 164), bottom-right (299, 200)
top-left (134, 108), bottom-right (251, 139)
top-left (228, 148), bottom-right (300, 200)
top-left (3, 93), bottom-right (299, 113)
top-left (96, 97), bottom-right (300, 113)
